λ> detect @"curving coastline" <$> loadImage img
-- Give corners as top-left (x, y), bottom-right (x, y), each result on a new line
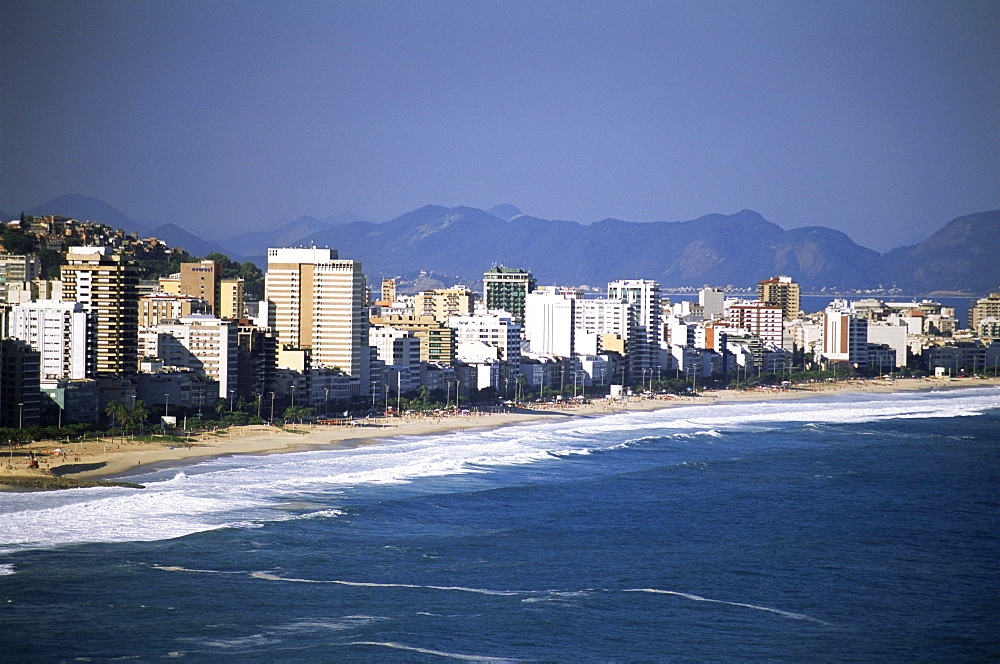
top-left (2, 376), bottom-right (997, 491)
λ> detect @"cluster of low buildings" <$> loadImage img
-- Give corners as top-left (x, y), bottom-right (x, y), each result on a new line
top-left (0, 215), bottom-right (998, 429)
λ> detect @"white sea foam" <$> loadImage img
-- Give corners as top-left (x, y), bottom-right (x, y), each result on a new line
top-left (346, 641), bottom-right (518, 661)
top-left (0, 563), bottom-right (15, 575)
top-left (151, 565), bottom-right (246, 574)
top-left (625, 588), bottom-right (830, 624)
top-left (249, 571), bottom-right (522, 596)
top-left (0, 388), bottom-right (996, 553)
top-left (275, 616), bottom-right (388, 633)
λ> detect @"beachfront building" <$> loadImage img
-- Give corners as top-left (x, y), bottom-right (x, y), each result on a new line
top-left (574, 298), bottom-right (632, 357)
top-left (822, 300), bottom-right (868, 366)
top-left (483, 266), bottom-right (536, 322)
top-left (866, 321), bottom-right (909, 368)
top-left (39, 378), bottom-right (100, 425)
top-left (449, 313), bottom-right (522, 371)
top-left (139, 314), bottom-right (238, 399)
top-left (6, 300), bottom-right (89, 381)
top-left (266, 247), bottom-right (369, 394)
top-left (727, 301), bottom-right (784, 347)
top-left (608, 279), bottom-right (662, 380)
top-left (235, 323), bottom-right (277, 401)
top-left (135, 369), bottom-right (218, 411)
top-left (369, 326), bottom-right (421, 369)
top-left (60, 246), bottom-right (140, 378)
top-left (524, 287), bottom-right (579, 357)
top-left (0, 338), bottom-right (42, 427)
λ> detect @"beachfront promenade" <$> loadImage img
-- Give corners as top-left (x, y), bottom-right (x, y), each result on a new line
top-left (2, 376), bottom-right (998, 489)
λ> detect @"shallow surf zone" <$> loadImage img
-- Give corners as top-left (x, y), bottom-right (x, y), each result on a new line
top-left (0, 386), bottom-right (997, 554)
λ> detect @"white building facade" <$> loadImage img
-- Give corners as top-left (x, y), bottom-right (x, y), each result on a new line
top-left (7, 300), bottom-right (89, 381)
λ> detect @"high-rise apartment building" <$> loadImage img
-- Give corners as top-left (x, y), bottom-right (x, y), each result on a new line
top-left (574, 298), bottom-right (632, 357)
top-left (758, 276), bottom-right (800, 320)
top-left (369, 327), bottom-right (421, 368)
top-left (483, 266), bottom-right (536, 321)
top-left (139, 292), bottom-right (208, 327)
top-left (823, 300), bottom-right (868, 365)
top-left (7, 300), bottom-right (89, 381)
top-left (140, 315), bottom-right (238, 398)
top-left (449, 313), bottom-right (523, 372)
top-left (61, 247), bottom-right (140, 377)
top-left (265, 248), bottom-right (369, 391)
top-left (380, 278), bottom-right (397, 304)
top-left (0, 254), bottom-right (42, 302)
top-left (418, 286), bottom-right (475, 323)
top-left (0, 338), bottom-right (41, 427)
top-left (524, 287), bottom-right (579, 357)
top-left (969, 293), bottom-right (1000, 330)
top-left (727, 301), bottom-right (784, 346)
top-left (369, 314), bottom-right (456, 365)
top-left (608, 279), bottom-right (662, 378)
top-left (159, 260), bottom-right (244, 319)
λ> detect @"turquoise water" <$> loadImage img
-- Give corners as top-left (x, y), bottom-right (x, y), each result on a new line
top-left (2, 388), bottom-right (999, 660)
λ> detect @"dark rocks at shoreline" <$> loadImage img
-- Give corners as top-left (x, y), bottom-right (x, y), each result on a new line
top-left (0, 473), bottom-right (145, 491)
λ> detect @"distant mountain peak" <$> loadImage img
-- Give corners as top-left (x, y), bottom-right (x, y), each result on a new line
top-left (488, 204), bottom-right (522, 221)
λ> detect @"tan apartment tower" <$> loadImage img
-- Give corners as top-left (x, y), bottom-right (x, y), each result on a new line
top-left (418, 286), bottom-right (475, 323)
top-left (380, 278), bottom-right (397, 304)
top-left (159, 260), bottom-right (244, 319)
top-left (61, 247), bottom-right (140, 376)
top-left (969, 293), bottom-right (1000, 330)
top-left (265, 248), bottom-right (368, 392)
top-left (758, 275), bottom-right (801, 320)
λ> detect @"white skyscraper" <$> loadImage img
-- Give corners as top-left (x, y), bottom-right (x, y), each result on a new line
top-left (608, 279), bottom-right (662, 377)
top-left (823, 300), bottom-right (868, 365)
top-left (524, 287), bottom-right (578, 357)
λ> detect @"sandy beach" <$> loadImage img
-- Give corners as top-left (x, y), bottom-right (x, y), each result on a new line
top-left (2, 375), bottom-right (997, 489)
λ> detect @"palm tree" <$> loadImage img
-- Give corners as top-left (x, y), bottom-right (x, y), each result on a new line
top-left (131, 400), bottom-right (149, 436)
top-left (105, 401), bottom-right (130, 430)
top-left (515, 374), bottom-right (528, 404)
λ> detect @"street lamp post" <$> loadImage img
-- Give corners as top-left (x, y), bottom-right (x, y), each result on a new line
top-left (164, 394), bottom-right (169, 417)
top-left (270, 392), bottom-right (275, 423)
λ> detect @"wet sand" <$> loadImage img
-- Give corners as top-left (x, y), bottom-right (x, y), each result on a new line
top-left (2, 375), bottom-right (996, 489)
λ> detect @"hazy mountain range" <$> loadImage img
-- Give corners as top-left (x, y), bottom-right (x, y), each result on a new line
top-left (4, 195), bottom-right (998, 294)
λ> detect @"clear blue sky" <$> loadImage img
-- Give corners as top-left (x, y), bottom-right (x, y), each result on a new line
top-left (2, 0), bottom-right (997, 251)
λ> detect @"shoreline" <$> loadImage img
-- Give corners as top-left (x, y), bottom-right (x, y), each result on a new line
top-left (2, 376), bottom-right (998, 490)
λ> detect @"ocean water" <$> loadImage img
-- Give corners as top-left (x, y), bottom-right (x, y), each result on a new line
top-left (2, 387), bottom-right (999, 661)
